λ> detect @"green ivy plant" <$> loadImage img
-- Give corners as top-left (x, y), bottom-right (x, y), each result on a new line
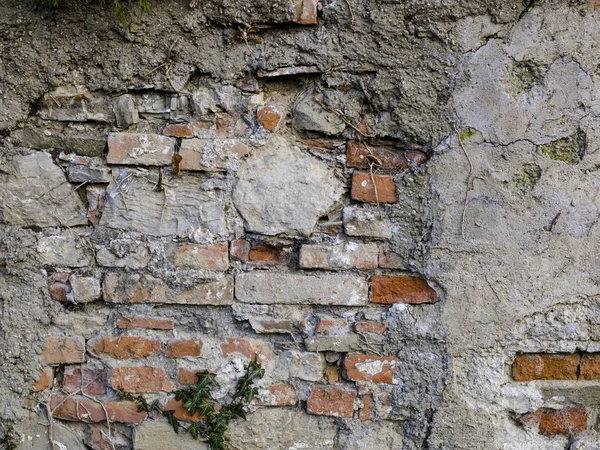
top-left (116, 360), bottom-right (265, 450)
top-left (0, 424), bottom-right (17, 450)
top-left (37, 0), bottom-right (151, 26)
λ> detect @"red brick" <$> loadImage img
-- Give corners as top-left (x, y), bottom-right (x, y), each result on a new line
top-left (316, 318), bottom-right (349, 335)
top-left (299, 243), bottom-right (378, 270)
top-left (247, 244), bottom-right (289, 266)
top-left (164, 123), bottom-right (193, 138)
top-left (91, 337), bottom-right (163, 359)
top-left (48, 272), bottom-right (70, 283)
top-left (221, 338), bottom-right (273, 362)
top-left (193, 119), bottom-right (215, 138)
top-left (295, 0), bottom-right (317, 24)
top-left (111, 366), bottom-right (171, 393)
top-left (230, 239), bottom-right (250, 262)
top-left (579, 353), bottom-right (600, 380)
top-left (176, 369), bottom-right (215, 385)
top-left (343, 354), bottom-right (400, 384)
top-left (355, 321), bottom-right (387, 335)
top-left (42, 336), bottom-right (86, 364)
top-left (307, 385), bottom-right (356, 418)
top-left (256, 105), bottom-right (282, 131)
top-left (257, 384), bottom-right (297, 406)
top-left (346, 141), bottom-right (427, 170)
top-left (107, 133), bottom-right (175, 166)
top-left (371, 276), bottom-right (439, 304)
top-left (167, 243), bottom-right (229, 270)
top-left (166, 339), bottom-right (203, 358)
top-left (34, 367), bottom-right (53, 392)
top-left (49, 396), bottom-right (146, 423)
top-left (521, 408), bottom-right (588, 435)
top-left (62, 367), bottom-right (107, 396)
top-left (513, 354), bottom-right (579, 381)
top-left (164, 398), bottom-right (204, 422)
top-left (84, 424), bottom-right (131, 450)
top-left (116, 316), bottom-right (174, 330)
top-left (48, 282), bottom-right (70, 302)
top-left (178, 139), bottom-right (250, 172)
top-left (359, 394), bottom-right (374, 421)
top-left (351, 172), bottom-right (397, 203)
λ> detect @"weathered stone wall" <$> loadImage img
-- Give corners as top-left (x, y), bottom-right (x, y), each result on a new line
top-left (1, 0), bottom-right (600, 448)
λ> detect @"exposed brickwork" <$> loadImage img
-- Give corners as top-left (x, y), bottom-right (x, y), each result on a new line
top-left (221, 338), bottom-right (273, 362)
top-left (343, 354), bottom-right (400, 384)
top-left (355, 321), bottom-right (387, 335)
top-left (257, 384), bottom-right (297, 406)
top-left (111, 366), bottom-right (171, 393)
top-left (351, 172), bottom-right (397, 203)
top-left (62, 367), bottom-right (107, 395)
top-left (107, 133), bottom-right (175, 166)
top-left (346, 141), bottom-right (428, 170)
top-left (371, 276), bottom-right (439, 304)
top-left (512, 354), bottom-right (579, 381)
top-left (164, 123), bottom-right (193, 137)
top-left (116, 316), bottom-right (174, 330)
top-left (33, 367), bottom-right (53, 392)
top-left (167, 242), bottom-right (229, 270)
top-left (579, 353), bottom-right (600, 380)
top-left (256, 105), bottom-right (283, 131)
top-left (520, 408), bottom-right (588, 435)
top-left (307, 385), bottom-right (357, 418)
top-left (49, 396), bottom-right (146, 423)
top-left (164, 398), bottom-right (204, 422)
top-left (299, 243), bottom-right (378, 270)
top-left (359, 394), bottom-right (374, 421)
top-left (166, 339), bottom-right (203, 358)
top-left (90, 337), bottom-right (163, 359)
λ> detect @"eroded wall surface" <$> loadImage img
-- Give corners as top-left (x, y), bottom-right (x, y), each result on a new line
top-left (1, 0), bottom-right (600, 448)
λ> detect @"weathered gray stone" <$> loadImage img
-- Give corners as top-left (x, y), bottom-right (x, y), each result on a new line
top-left (12, 127), bottom-right (107, 156)
top-left (69, 275), bottom-right (101, 303)
top-left (285, 350), bottom-right (324, 382)
top-left (299, 242), bottom-right (379, 270)
top-left (137, 93), bottom-right (171, 114)
top-left (179, 138), bottom-right (250, 172)
top-left (107, 133), bottom-right (175, 166)
top-left (134, 420), bottom-right (208, 450)
top-left (225, 408), bottom-right (336, 450)
top-left (343, 206), bottom-right (394, 239)
top-left (233, 137), bottom-right (343, 236)
top-left (191, 87), bottom-right (219, 119)
top-left (235, 273), bottom-right (368, 306)
top-left (100, 169), bottom-right (225, 237)
top-left (292, 89), bottom-right (346, 136)
top-left (0, 152), bottom-right (88, 227)
top-left (103, 272), bottom-right (234, 305)
top-left (67, 165), bottom-right (111, 183)
top-left (337, 422), bottom-right (404, 449)
top-left (95, 239), bottom-right (150, 269)
top-left (304, 335), bottom-right (361, 353)
top-left (38, 88), bottom-right (113, 123)
top-left (38, 236), bottom-right (94, 267)
top-left (113, 94), bottom-right (139, 128)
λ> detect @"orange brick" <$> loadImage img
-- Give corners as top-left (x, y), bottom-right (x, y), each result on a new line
top-left (539, 408), bottom-right (587, 435)
top-left (167, 243), bottom-right (229, 270)
top-left (107, 133), bottom-right (175, 166)
top-left (359, 394), bottom-right (374, 421)
top-left (307, 385), bottom-right (356, 418)
top-left (42, 336), bottom-right (85, 364)
top-left (221, 338), bottom-right (273, 362)
top-left (164, 398), bottom-right (204, 422)
top-left (247, 245), bottom-right (289, 266)
top-left (163, 123), bottom-right (193, 138)
top-left (166, 339), bottom-right (203, 358)
top-left (49, 396), bottom-right (146, 423)
top-left (230, 239), bottom-right (250, 261)
top-left (316, 318), bottom-right (349, 335)
top-left (513, 354), bottom-right (579, 381)
top-left (62, 367), bottom-right (106, 396)
top-left (325, 366), bottom-right (340, 384)
top-left (256, 105), bottom-right (282, 131)
top-left (91, 337), bottom-right (163, 359)
top-left (579, 353), bottom-right (600, 380)
top-left (371, 276), bottom-right (439, 304)
top-left (351, 172), bottom-right (397, 203)
top-left (355, 321), bottom-right (387, 335)
top-left (111, 366), bottom-right (171, 393)
top-left (343, 354), bottom-right (400, 384)
top-left (34, 367), bottom-right (53, 392)
top-left (48, 282), bottom-right (70, 302)
top-left (346, 141), bottom-right (427, 170)
top-left (295, 0), bottom-right (317, 24)
top-left (116, 316), bottom-right (174, 330)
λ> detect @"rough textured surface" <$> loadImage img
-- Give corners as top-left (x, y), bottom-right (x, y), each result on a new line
top-left (2, 0), bottom-right (600, 449)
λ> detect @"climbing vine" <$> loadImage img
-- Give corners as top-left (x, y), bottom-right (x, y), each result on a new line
top-left (116, 360), bottom-right (265, 450)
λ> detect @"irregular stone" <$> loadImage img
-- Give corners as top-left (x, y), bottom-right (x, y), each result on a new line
top-left (190, 87), bottom-right (219, 119)
top-left (113, 94), bottom-right (139, 128)
top-left (295, 0), bottom-right (317, 24)
top-left (86, 185), bottom-right (106, 226)
top-left (38, 88), bottom-right (113, 123)
top-left (281, 351), bottom-right (324, 382)
top-left (101, 169), bottom-right (225, 237)
top-left (233, 137), bottom-right (343, 236)
top-left (221, 337), bottom-right (273, 362)
top-left (137, 93), bottom-right (171, 114)
top-left (258, 66), bottom-right (321, 78)
top-left (69, 275), bottom-right (101, 303)
top-left (134, 420), bottom-right (207, 450)
top-left (346, 141), bottom-right (428, 169)
top-left (167, 242), bottom-right (229, 270)
top-left (235, 272), bottom-right (368, 306)
top-left (305, 335), bottom-right (361, 353)
top-left (38, 236), bottom-right (94, 267)
top-left (0, 152), bottom-right (88, 227)
top-left (163, 123), bottom-right (193, 137)
top-left (257, 384), bottom-right (297, 406)
top-left (67, 165), bottom-right (111, 184)
top-left (299, 242), bottom-right (379, 270)
top-left (103, 272), bottom-right (233, 305)
top-left (225, 408), bottom-right (336, 449)
top-left (343, 206), bottom-right (394, 239)
top-left (107, 133), bottom-right (175, 166)
top-left (12, 127), bottom-right (107, 156)
top-left (337, 422), bottom-right (403, 449)
top-left (95, 239), bottom-right (150, 270)
top-left (42, 336), bottom-right (86, 364)
top-left (292, 89), bottom-right (346, 136)
top-left (249, 318), bottom-right (294, 334)
top-left (179, 138), bottom-right (250, 172)
top-left (85, 424), bottom-right (132, 450)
